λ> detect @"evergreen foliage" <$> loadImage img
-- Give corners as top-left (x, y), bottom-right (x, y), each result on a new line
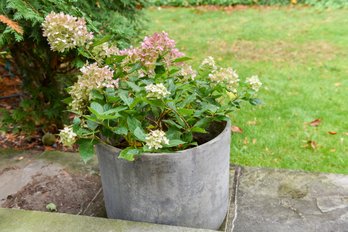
top-left (0, 0), bottom-right (147, 133)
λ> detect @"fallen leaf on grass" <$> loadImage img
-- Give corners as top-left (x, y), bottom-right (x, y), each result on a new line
top-left (231, 126), bottom-right (243, 133)
top-left (303, 140), bottom-right (317, 150)
top-left (334, 82), bottom-right (341, 87)
top-left (309, 119), bottom-right (321, 127)
top-left (328, 131), bottom-right (337, 135)
top-left (309, 140), bottom-right (317, 149)
top-left (252, 138), bottom-right (257, 144)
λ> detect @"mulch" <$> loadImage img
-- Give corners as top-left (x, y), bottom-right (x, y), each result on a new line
top-left (0, 59), bottom-right (75, 152)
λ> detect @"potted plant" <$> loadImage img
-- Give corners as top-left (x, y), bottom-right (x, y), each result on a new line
top-left (45, 12), bottom-right (262, 230)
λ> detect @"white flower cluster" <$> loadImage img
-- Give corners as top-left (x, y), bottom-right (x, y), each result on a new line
top-left (42, 12), bottom-right (93, 52)
top-left (209, 67), bottom-right (240, 92)
top-left (69, 63), bottom-right (117, 112)
top-left (91, 42), bottom-right (119, 60)
top-left (145, 130), bottom-right (169, 150)
top-left (145, 83), bottom-right (170, 99)
top-left (200, 56), bottom-right (217, 70)
top-left (59, 126), bottom-right (77, 147)
top-left (179, 65), bottom-right (197, 80)
top-left (246, 75), bottom-right (262, 92)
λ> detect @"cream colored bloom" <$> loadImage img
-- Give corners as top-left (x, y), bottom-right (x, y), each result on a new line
top-left (145, 130), bottom-right (169, 150)
top-left (145, 83), bottom-right (170, 99)
top-left (246, 75), bottom-right (262, 92)
top-left (59, 126), bottom-right (77, 147)
top-left (42, 12), bottom-right (93, 52)
top-left (209, 67), bottom-right (240, 92)
top-left (179, 65), bottom-right (197, 80)
top-left (200, 56), bottom-right (217, 70)
top-left (69, 63), bottom-right (116, 112)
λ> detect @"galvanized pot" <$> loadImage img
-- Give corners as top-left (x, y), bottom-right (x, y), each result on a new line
top-left (95, 121), bottom-right (230, 230)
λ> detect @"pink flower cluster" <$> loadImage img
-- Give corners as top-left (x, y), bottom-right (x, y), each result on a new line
top-left (120, 32), bottom-right (184, 75)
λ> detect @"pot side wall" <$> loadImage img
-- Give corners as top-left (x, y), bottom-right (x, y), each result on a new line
top-left (96, 122), bottom-right (230, 230)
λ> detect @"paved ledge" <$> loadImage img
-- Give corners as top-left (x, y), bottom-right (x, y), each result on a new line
top-left (0, 208), bottom-right (215, 232)
top-left (231, 167), bottom-right (348, 232)
top-left (1, 151), bottom-right (348, 232)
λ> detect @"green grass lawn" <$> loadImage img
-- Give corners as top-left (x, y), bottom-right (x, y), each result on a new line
top-left (145, 6), bottom-right (348, 174)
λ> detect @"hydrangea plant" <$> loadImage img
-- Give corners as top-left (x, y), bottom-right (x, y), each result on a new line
top-left (43, 12), bottom-right (262, 162)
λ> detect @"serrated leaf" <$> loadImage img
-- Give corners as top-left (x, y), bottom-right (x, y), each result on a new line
top-left (134, 127), bottom-right (146, 141)
top-left (73, 117), bottom-right (81, 125)
top-left (114, 127), bottom-right (128, 135)
top-left (89, 102), bottom-right (104, 115)
top-left (173, 56), bottom-right (192, 63)
top-left (90, 90), bottom-right (104, 100)
top-left (126, 81), bottom-right (141, 92)
top-left (191, 127), bottom-right (207, 133)
top-left (127, 117), bottom-right (141, 132)
top-left (165, 139), bottom-right (186, 147)
top-left (163, 119), bottom-right (183, 129)
top-left (177, 108), bottom-right (194, 116)
top-left (194, 118), bottom-right (211, 128)
top-left (87, 120), bottom-right (98, 130)
top-left (118, 91), bottom-right (133, 106)
top-left (77, 139), bottom-right (97, 163)
top-left (119, 147), bottom-right (140, 161)
top-left (62, 97), bottom-right (72, 105)
top-left (92, 35), bottom-right (112, 47)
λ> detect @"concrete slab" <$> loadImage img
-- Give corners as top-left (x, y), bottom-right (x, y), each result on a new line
top-left (0, 160), bottom-right (61, 205)
top-left (0, 208), bottom-right (215, 232)
top-left (230, 167), bottom-right (348, 232)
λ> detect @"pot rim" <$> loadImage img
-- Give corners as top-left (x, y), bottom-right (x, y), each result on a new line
top-left (98, 120), bottom-right (231, 157)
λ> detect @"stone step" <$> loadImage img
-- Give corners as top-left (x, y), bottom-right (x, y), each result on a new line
top-left (0, 208), bottom-right (215, 232)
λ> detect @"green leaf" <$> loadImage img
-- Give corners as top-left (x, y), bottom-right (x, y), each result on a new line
top-left (87, 120), bottom-right (98, 130)
top-left (92, 35), bottom-right (112, 47)
top-left (163, 119), bottom-right (183, 129)
top-left (118, 91), bottom-right (133, 106)
top-left (173, 56), bottom-right (192, 63)
top-left (179, 93), bottom-right (197, 107)
top-left (126, 81), bottom-right (141, 92)
top-left (113, 126), bottom-right (128, 135)
top-left (89, 102), bottom-right (104, 115)
top-left (73, 117), bottom-right (81, 125)
top-left (105, 55), bottom-right (127, 65)
top-left (62, 97), bottom-right (72, 105)
top-left (194, 118), bottom-right (211, 128)
top-left (177, 108), bottom-right (194, 116)
top-left (134, 127), bottom-right (146, 142)
top-left (191, 127), bottom-right (207, 133)
top-left (129, 62), bottom-right (142, 73)
top-left (165, 139), bottom-right (186, 147)
top-left (77, 139), bottom-right (97, 163)
top-left (119, 147), bottom-right (140, 161)
top-left (166, 127), bottom-right (182, 140)
top-left (155, 65), bottom-right (166, 75)
top-left (127, 117), bottom-right (142, 132)
top-left (103, 106), bottom-right (127, 115)
top-left (77, 48), bottom-right (91, 59)
top-left (90, 90), bottom-right (104, 100)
